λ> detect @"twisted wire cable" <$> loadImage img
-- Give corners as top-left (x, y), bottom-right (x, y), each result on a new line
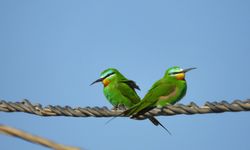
top-left (1, 99), bottom-right (250, 119)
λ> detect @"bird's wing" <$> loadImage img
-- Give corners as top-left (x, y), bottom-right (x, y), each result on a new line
top-left (119, 80), bottom-right (140, 91)
top-left (143, 80), bottom-right (176, 104)
top-left (116, 80), bottom-right (141, 104)
top-left (129, 80), bottom-right (177, 116)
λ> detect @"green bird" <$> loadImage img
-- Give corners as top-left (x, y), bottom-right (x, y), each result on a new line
top-left (91, 68), bottom-right (141, 109)
top-left (121, 66), bottom-right (195, 125)
top-left (91, 68), bottom-right (168, 131)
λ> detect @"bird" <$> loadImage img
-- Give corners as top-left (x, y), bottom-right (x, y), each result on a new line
top-left (90, 68), bottom-right (141, 109)
top-left (91, 68), bottom-right (169, 132)
top-left (120, 66), bottom-right (196, 128)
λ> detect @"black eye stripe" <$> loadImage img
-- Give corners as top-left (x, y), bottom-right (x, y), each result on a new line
top-left (103, 72), bottom-right (115, 79)
top-left (169, 71), bottom-right (182, 75)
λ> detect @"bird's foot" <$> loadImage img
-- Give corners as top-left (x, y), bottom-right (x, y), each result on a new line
top-left (117, 104), bottom-right (127, 111)
top-left (111, 106), bottom-right (119, 111)
top-left (111, 104), bottom-right (127, 111)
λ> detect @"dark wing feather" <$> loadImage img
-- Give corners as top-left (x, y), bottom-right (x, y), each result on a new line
top-left (120, 80), bottom-right (140, 91)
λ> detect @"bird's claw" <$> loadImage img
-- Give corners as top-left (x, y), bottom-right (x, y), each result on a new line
top-left (111, 106), bottom-right (118, 111)
top-left (117, 104), bottom-right (127, 110)
top-left (112, 104), bottom-right (127, 111)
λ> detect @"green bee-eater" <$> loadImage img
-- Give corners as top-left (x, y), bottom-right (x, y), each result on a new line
top-left (91, 68), bottom-right (140, 109)
top-left (91, 68), bottom-right (168, 132)
top-left (123, 66), bottom-right (196, 119)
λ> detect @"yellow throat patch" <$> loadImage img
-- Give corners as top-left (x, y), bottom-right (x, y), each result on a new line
top-left (176, 73), bottom-right (185, 80)
top-left (102, 78), bottom-right (110, 87)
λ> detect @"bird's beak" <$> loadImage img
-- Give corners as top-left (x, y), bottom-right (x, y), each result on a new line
top-left (182, 67), bottom-right (196, 73)
top-left (90, 78), bottom-right (103, 86)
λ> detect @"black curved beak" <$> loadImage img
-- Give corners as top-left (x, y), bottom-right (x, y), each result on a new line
top-left (90, 78), bottom-right (103, 86)
top-left (183, 67), bottom-right (196, 73)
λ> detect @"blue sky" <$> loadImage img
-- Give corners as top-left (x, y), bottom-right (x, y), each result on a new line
top-left (1, 0), bottom-right (250, 150)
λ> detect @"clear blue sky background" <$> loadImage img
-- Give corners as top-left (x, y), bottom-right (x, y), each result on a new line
top-left (1, 1), bottom-right (250, 150)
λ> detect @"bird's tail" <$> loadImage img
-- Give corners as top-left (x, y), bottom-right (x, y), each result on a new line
top-left (123, 103), bottom-right (141, 116)
top-left (106, 103), bottom-right (172, 134)
top-left (148, 117), bottom-right (172, 135)
top-left (105, 102), bottom-right (146, 125)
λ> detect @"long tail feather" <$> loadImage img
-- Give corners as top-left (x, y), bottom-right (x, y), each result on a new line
top-left (105, 104), bottom-right (140, 125)
top-left (148, 117), bottom-right (172, 135)
top-left (106, 103), bottom-right (171, 135)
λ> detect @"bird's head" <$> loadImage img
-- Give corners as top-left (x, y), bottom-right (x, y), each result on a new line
top-left (165, 66), bottom-right (196, 80)
top-left (91, 68), bottom-right (122, 87)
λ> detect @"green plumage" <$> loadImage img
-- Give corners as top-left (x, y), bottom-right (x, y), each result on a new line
top-left (123, 66), bottom-right (195, 119)
top-left (102, 69), bottom-right (141, 108)
top-left (91, 68), bottom-right (167, 131)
